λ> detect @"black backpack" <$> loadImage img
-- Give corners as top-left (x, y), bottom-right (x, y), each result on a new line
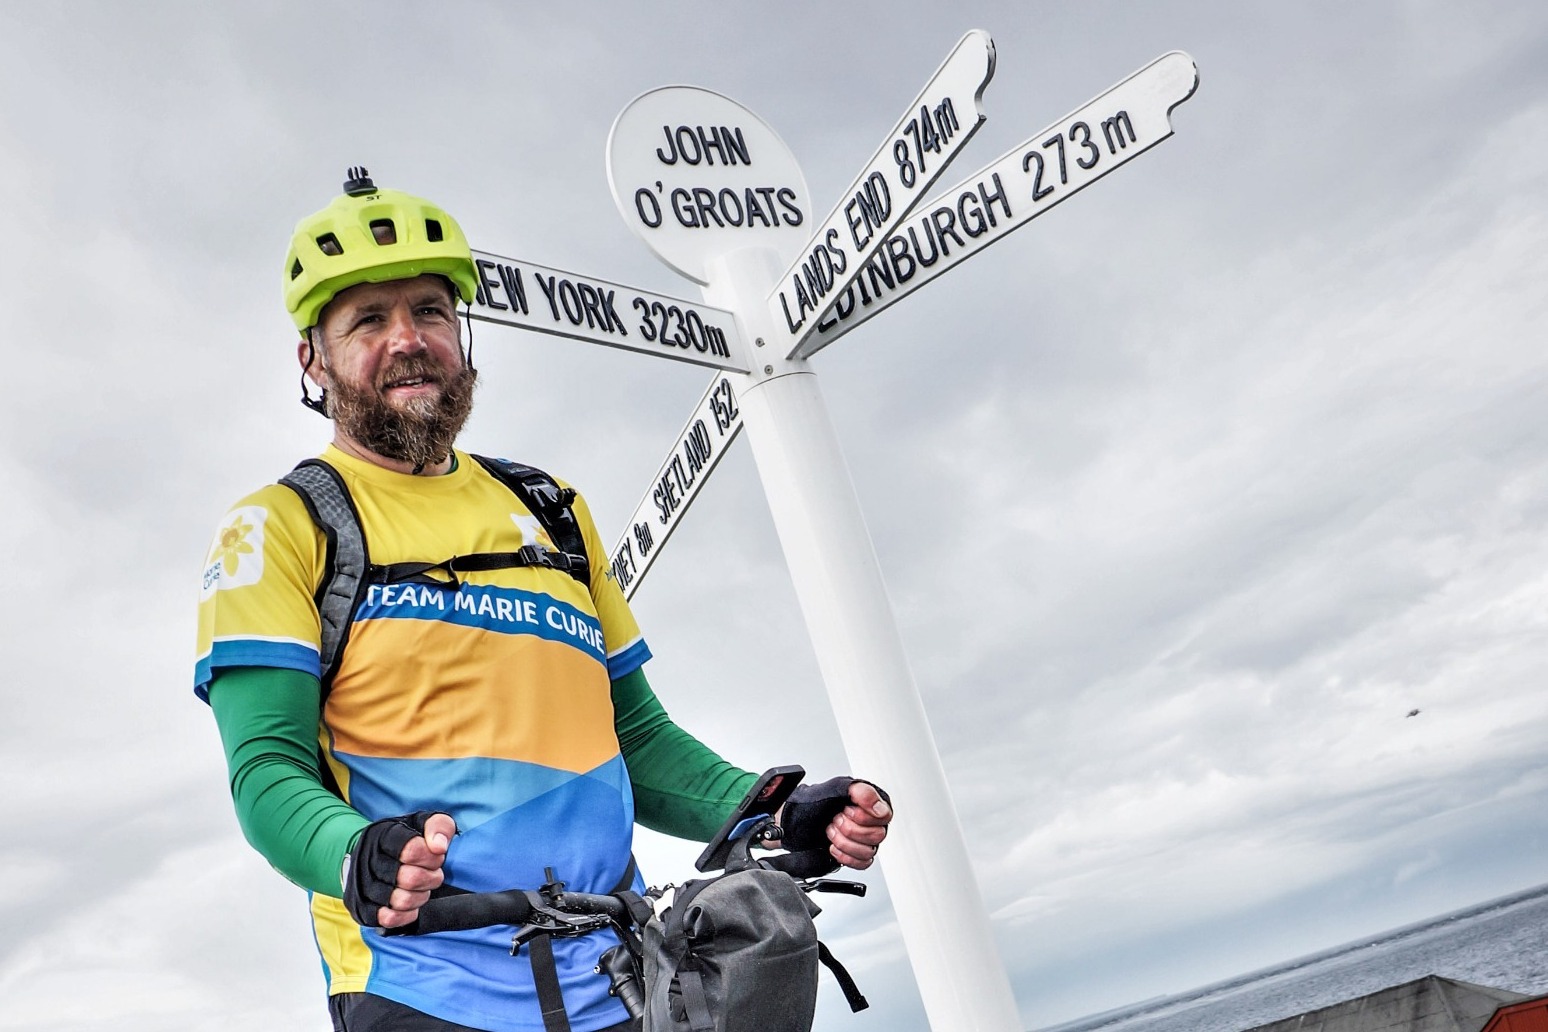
top-left (279, 453), bottom-right (591, 696)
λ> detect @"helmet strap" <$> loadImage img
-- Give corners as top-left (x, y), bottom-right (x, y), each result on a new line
top-left (461, 301), bottom-right (477, 371)
top-left (300, 330), bottom-right (330, 417)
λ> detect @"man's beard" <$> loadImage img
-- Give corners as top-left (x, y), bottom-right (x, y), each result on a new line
top-left (325, 354), bottom-right (478, 469)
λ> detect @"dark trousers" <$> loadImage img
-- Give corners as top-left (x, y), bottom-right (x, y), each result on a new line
top-left (329, 992), bottom-right (639, 1032)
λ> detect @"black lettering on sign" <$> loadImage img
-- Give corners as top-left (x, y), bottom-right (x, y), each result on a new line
top-left (665, 184), bottom-right (806, 231)
top-left (683, 419), bottom-right (712, 476)
top-left (1101, 111), bottom-right (1136, 154)
top-left (1043, 132), bottom-right (1068, 186)
top-left (692, 188), bottom-right (724, 228)
top-left (1071, 121), bottom-right (1100, 169)
top-left (534, 273), bottom-right (561, 320)
top-left (632, 296), bottom-right (656, 341)
top-left (957, 189), bottom-right (989, 238)
top-left (611, 540), bottom-right (635, 591)
top-left (597, 289), bottom-right (625, 334)
top-left (907, 222), bottom-right (939, 268)
top-left (666, 453), bottom-right (694, 497)
top-left (476, 259), bottom-right (505, 311)
top-left (657, 125), bottom-right (751, 166)
top-left (497, 264), bottom-right (528, 316)
top-left (675, 127), bottom-right (702, 165)
top-left (671, 188), bottom-right (697, 227)
top-left (978, 173), bottom-right (1011, 225)
top-left (577, 283), bottom-right (605, 331)
top-left (717, 188), bottom-right (743, 226)
top-left (1024, 149), bottom-right (1054, 203)
top-left (929, 205), bottom-right (966, 257)
top-left (865, 251), bottom-right (897, 296)
top-left (843, 170), bottom-right (893, 251)
top-left (531, 275), bottom-right (624, 336)
top-left (779, 227), bottom-right (849, 335)
top-left (653, 470), bottom-right (681, 524)
top-left (558, 280), bottom-right (584, 325)
top-left (635, 186), bottom-right (663, 228)
top-left (709, 377), bottom-right (739, 435)
top-left (885, 235), bottom-right (916, 284)
top-left (818, 249), bottom-right (895, 333)
top-left (776, 187), bottom-right (803, 227)
top-left (703, 323), bottom-right (728, 358)
top-left (745, 187), bottom-right (773, 228)
top-left (633, 521), bottom-right (654, 558)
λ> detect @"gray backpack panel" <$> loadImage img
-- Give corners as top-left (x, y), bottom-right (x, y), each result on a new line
top-left (643, 867), bottom-right (823, 1032)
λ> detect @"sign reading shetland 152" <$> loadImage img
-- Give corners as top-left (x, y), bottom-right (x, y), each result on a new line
top-left (607, 86), bottom-right (812, 285)
top-left (608, 374), bottom-right (743, 601)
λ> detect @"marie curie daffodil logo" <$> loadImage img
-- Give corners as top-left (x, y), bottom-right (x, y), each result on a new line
top-left (202, 505), bottom-right (266, 599)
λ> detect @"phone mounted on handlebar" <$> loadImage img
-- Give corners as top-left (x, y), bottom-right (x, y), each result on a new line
top-left (695, 764), bottom-right (805, 872)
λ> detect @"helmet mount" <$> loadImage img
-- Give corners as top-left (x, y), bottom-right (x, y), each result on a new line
top-left (342, 166), bottom-right (376, 196)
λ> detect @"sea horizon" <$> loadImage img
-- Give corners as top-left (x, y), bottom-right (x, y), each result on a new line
top-left (1039, 882), bottom-right (1548, 1032)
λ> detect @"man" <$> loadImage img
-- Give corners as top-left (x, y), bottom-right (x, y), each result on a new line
top-left (193, 168), bottom-right (892, 1032)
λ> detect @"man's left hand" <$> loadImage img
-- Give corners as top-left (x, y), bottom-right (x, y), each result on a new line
top-left (823, 780), bottom-right (892, 871)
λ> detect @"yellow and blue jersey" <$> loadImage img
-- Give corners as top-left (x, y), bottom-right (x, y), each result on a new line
top-left (195, 446), bottom-right (649, 1031)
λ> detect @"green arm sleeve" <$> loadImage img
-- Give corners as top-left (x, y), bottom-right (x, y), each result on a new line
top-left (207, 666), bottom-right (368, 897)
top-left (612, 666), bottom-right (757, 842)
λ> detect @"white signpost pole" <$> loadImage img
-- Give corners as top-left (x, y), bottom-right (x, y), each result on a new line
top-left (704, 246), bottom-right (1024, 1032)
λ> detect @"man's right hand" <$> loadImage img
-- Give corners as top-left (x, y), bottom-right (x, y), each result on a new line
top-left (342, 811), bottom-right (457, 929)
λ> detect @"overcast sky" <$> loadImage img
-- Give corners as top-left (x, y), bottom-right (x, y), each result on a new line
top-left (3, 2), bottom-right (1547, 1030)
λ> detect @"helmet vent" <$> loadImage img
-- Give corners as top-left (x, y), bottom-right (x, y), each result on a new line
top-left (425, 219), bottom-right (444, 243)
top-left (291, 258), bottom-right (303, 280)
top-left (316, 233), bottom-right (343, 256)
top-left (369, 219), bottom-right (398, 245)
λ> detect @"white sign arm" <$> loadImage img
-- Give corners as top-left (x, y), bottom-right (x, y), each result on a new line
top-left (798, 51), bottom-right (1200, 357)
top-left (468, 248), bottom-right (750, 373)
top-left (607, 373), bottom-right (745, 600)
top-left (766, 29), bottom-right (997, 358)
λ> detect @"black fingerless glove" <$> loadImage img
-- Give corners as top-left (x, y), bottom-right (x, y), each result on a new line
top-left (776, 776), bottom-right (893, 877)
top-left (341, 811), bottom-right (442, 927)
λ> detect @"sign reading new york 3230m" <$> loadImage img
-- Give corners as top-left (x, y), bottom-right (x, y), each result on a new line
top-left (607, 86), bottom-right (813, 285)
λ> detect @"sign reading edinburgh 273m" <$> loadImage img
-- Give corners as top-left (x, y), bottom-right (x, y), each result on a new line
top-left (606, 86), bottom-right (813, 285)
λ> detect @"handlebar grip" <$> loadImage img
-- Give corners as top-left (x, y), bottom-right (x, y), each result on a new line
top-left (763, 848), bottom-right (839, 880)
top-left (407, 889), bottom-right (536, 935)
top-left (553, 891), bottom-right (631, 922)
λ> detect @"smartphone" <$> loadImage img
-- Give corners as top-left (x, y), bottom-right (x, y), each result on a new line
top-left (694, 765), bottom-right (805, 872)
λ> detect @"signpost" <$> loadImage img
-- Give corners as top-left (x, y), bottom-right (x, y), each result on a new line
top-left (478, 34), bottom-right (1199, 1031)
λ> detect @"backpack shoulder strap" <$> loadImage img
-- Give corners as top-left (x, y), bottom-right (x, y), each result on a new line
top-left (470, 455), bottom-right (591, 589)
top-left (279, 458), bottom-right (369, 698)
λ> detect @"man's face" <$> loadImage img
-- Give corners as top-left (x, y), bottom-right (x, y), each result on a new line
top-left (303, 275), bottom-right (477, 467)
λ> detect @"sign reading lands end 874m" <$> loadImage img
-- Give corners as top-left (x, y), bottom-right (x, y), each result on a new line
top-left (607, 86), bottom-right (812, 285)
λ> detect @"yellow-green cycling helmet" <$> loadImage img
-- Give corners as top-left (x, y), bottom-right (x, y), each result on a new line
top-left (283, 167), bottom-right (479, 334)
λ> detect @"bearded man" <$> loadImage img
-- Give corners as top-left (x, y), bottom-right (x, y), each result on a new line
top-left (192, 169), bottom-right (892, 1032)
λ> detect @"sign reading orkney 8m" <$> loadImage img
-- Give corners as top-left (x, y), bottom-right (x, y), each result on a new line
top-left (608, 374), bottom-right (744, 600)
top-left (771, 29), bottom-right (996, 358)
top-left (800, 51), bottom-right (1200, 356)
top-left (467, 248), bottom-right (749, 373)
top-left (608, 87), bottom-right (812, 286)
